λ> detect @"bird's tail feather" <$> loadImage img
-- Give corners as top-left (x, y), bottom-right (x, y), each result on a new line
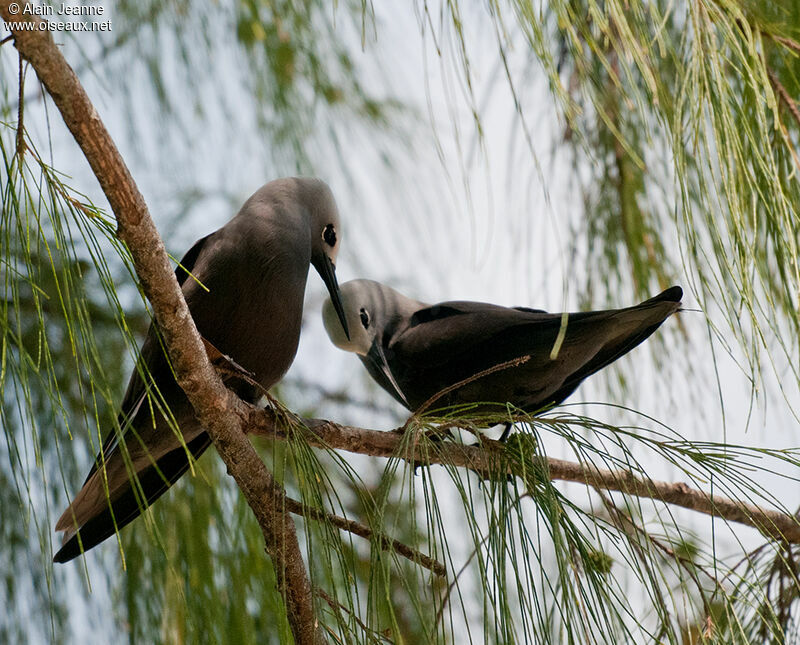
top-left (590, 287), bottom-right (681, 367)
top-left (554, 286), bottom-right (682, 398)
top-left (53, 433), bottom-right (211, 563)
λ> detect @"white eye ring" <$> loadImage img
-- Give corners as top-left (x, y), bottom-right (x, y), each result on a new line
top-left (322, 224), bottom-right (337, 247)
top-left (359, 308), bottom-right (370, 329)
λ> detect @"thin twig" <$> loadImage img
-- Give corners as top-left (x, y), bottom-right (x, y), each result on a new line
top-left (16, 53), bottom-right (25, 158)
top-left (434, 533), bottom-right (489, 629)
top-left (284, 495), bottom-right (446, 577)
top-left (316, 588), bottom-right (393, 643)
top-left (397, 355), bottom-right (530, 470)
top-left (413, 355), bottom-right (530, 418)
top-left (772, 35), bottom-right (800, 56)
top-left (768, 68), bottom-right (800, 129)
top-left (766, 67), bottom-right (800, 174)
top-left (596, 490), bottom-right (713, 615)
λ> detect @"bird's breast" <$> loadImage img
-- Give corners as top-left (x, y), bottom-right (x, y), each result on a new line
top-left (188, 246), bottom-right (308, 394)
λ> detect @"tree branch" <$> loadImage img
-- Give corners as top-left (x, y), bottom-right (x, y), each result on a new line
top-left (769, 68), bottom-right (800, 129)
top-left (284, 496), bottom-right (447, 577)
top-left (246, 407), bottom-right (800, 545)
top-left (1, 8), bottom-right (322, 643)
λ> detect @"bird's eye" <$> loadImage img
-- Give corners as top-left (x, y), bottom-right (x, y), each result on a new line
top-left (322, 224), bottom-right (337, 247)
top-left (359, 307), bottom-right (370, 329)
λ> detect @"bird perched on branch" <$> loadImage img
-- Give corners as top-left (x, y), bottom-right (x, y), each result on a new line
top-left (323, 279), bottom-right (681, 433)
top-left (54, 177), bottom-right (350, 563)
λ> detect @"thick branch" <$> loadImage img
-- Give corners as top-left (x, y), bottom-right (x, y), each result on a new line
top-left (1, 8), bottom-right (322, 643)
top-left (246, 408), bottom-right (800, 545)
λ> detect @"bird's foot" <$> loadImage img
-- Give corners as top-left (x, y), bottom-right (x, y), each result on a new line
top-left (203, 337), bottom-right (264, 393)
top-left (223, 354), bottom-right (255, 379)
top-left (498, 422), bottom-right (513, 442)
top-left (424, 426), bottom-right (454, 442)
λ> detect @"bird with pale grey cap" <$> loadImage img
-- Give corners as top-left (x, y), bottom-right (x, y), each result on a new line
top-left (323, 279), bottom-right (681, 437)
top-left (54, 177), bottom-right (350, 563)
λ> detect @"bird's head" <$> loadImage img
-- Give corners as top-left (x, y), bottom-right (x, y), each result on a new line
top-left (322, 279), bottom-right (381, 356)
top-left (293, 178), bottom-right (350, 340)
top-left (322, 279), bottom-right (412, 407)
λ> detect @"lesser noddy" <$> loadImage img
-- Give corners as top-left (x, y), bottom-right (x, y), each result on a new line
top-left (54, 177), bottom-right (350, 563)
top-left (323, 279), bottom-right (681, 430)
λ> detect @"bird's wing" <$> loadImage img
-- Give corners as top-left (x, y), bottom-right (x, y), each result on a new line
top-left (385, 290), bottom-right (681, 413)
top-left (392, 288), bottom-right (681, 375)
top-left (394, 300), bottom-right (556, 368)
top-left (83, 233), bottom-right (214, 483)
top-left (547, 286), bottom-right (682, 401)
top-left (56, 234), bottom-right (219, 557)
top-left (54, 433), bottom-right (212, 563)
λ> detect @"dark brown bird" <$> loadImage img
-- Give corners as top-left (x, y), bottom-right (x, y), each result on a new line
top-left (54, 177), bottom-right (349, 562)
top-left (323, 280), bottom-right (681, 433)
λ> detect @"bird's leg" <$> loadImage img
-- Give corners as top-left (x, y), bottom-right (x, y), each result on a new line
top-left (203, 337), bottom-right (257, 382)
top-left (424, 423), bottom-right (457, 442)
top-left (220, 353), bottom-right (255, 379)
top-left (202, 338), bottom-right (293, 424)
top-left (498, 422), bottom-right (514, 442)
top-left (203, 336), bottom-right (301, 429)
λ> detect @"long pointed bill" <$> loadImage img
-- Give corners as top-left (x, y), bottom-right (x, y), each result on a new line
top-left (319, 254), bottom-right (350, 340)
top-left (367, 342), bottom-right (410, 409)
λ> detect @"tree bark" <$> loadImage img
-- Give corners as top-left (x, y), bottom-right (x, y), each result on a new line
top-left (1, 7), bottom-right (323, 643)
top-left (245, 407), bottom-right (800, 545)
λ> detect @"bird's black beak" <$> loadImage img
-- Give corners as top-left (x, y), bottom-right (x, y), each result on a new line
top-left (367, 342), bottom-right (410, 409)
top-left (319, 254), bottom-right (350, 340)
